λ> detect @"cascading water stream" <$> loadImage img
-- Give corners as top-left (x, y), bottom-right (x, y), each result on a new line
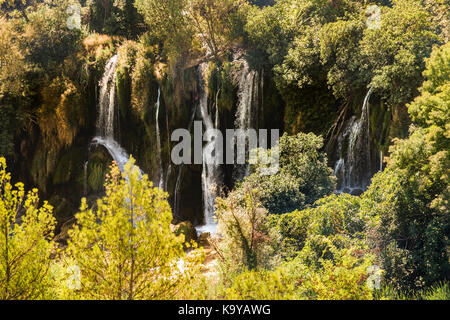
top-left (164, 164), bottom-right (172, 192)
top-left (233, 56), bottom-right (259, 182)
top-left (155, 87), bottom-right (164, 189)
top-left (91, 54), bottom-right (142, 175)
top-left (83, 161), bottom-right (88, 196)
top-left (380, 151), bottom-right (383, 172)
top-left (97, 55), bottom-right (119, 138)
top-left (196, 63), bottom-right (222, 234)
top-left (334, 87), bottom-right (374, 194)
top-left (91, 136), bottom-right (133, 172)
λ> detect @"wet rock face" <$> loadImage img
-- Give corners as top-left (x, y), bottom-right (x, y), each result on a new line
top-left (172, 164), bottom-right (204, 225)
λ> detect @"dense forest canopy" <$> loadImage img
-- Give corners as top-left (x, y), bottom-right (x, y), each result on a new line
top-left (0, 0), bottom-right (449, 300)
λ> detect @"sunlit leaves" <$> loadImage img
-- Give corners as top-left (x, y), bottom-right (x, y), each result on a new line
top-left (66, 157), bottom-right (202, 300)
top-left (0, 157), bottom-right (56, 300)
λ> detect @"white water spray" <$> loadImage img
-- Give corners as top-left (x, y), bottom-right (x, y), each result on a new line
top-left (155, 87), bottom-right (164, 189)
top-left (91, 54), bottom-right (141, 175)
top-left (197, 63), bottom-right (222, 234)
top-left (334, 87), bottom-right (374, 193)
top-left (233, 56), bottom-right (259, 182)
top-left (97, 55), bottom-right (119, 138)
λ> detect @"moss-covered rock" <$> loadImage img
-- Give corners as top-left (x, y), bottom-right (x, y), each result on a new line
top-left (53, 147), bottom-right (85, 186)
top-left (86, 147), bottom-right (113, 194)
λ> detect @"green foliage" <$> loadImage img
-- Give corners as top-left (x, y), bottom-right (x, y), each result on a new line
top-left (0, 0), bottom-right (42, 20)
top-left (376, 281), bottom-right (450, 300)
top-left (0, 157), bottom-right (56, 299)
top-left (361, 42), bottom-right (450, 290)
top-left (185, 0), bottom-right (248, 59)
top-left (360, 0), bottom-right (442, 106)
top-left (84, 0), bottom-right (146, 38)
top-left (20, 1), bottom-right (83, 71)
top-left (285, 239), bottom-right (375, 300)
top-left (267, 193), bottom-right (367, 259)
top-left (319, 18), bottom-right (366, 99)
top-left (255, 193), bottom-right (376, 299)
top-left (421, 282), bottom-right (450, 300)
top-left (244, 2), bottom-right (291, 66)
top-left (216, 132), bottom-right (336, 273)
top-left (135, 0), bottom-right (193, 59)
top-left (224, 268), bottom-right (297, 299)
top-left (216, 150), bottom-right (375, 299)
top-left (136, 0), bottom-right (248, 63)
top-left (408, 41), bottom-right (450, 129)
top-left (216, 186), bottom-right (278, 271)
top-left (223, 234), bottom-right (375, 300)
top-left (244, 132), bottom-right (336, 214)
top-left (67, 158), bottom-right (202, 299)
top-left (244, 0), bottom-right (444, 141)
top-left (0, 17), bottom-right (29, 98)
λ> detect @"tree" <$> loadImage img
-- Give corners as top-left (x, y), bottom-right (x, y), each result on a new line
top-left (0, 0), bottom-right (42, 21)
top-left (266, 193), bottom-right (366, 260)
top-left (0, 17), bottom-right (28, 98)
top-left (185, 0), bottom-right (247, 60)
top-left (360, 0), bottom-right (441, 107)
top-left (215, 185), bottom-right (276, 271)
top-left (215, 132), bottom-right (336, 271)
top-left (134, 0), bottom-right (192, 58)
top-left (244, 132), bottom-right (336, 214)
top-left (223, 193), bottom-right (375, 300)
top-left (66, 158), bottom-right (201, 300)
top-left (362, 42), bottom-right (450, 290)
top-left (319, 19), bottom-right (366, 99)
top-left (21, 1), bottom-right (82, 71)
top-left (0, 157), bottom-right (56, 300)
top-left (84, 0), bottom-right (146, 38)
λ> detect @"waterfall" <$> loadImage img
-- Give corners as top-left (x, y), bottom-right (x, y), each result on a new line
top-left (379, 151), bottom-right (383, 172)
top-left (164, 164), bottom-right (172, 192)
top-left (92, 54), bottom-right (141, 175)
top-left (361, 86), bottom-right (373, 170)
top-left (334, 87), bottom-right (374, 194)
top-left (173, 167), bottom-right (183, 217)
top-left (155, 87), bottom-right (163, 189)
top-left (233, 56), bottom-right (259, 182)
top-left (92, 137), bottom-right (134, 172)
top-left (97, 55), bottom-right (119, 138)
top-left (197, 63), bottom-right (222, 234)
top-left (83, 161), bottom-right (88, 196)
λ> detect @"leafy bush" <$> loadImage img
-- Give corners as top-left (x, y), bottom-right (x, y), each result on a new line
top-left (224, 269), bottom-right (297, 300)
top-left (286, 239), bottom-right (375, 300)
top-left (215, 186), bottom-right (278, 271)
top-left (267, 194), bottom-right (367, 259)
top-left (361, 42), bottom-right (450, 290)
top-left (67, 158), bottom-right (202, 299)
top-left (0, 157), bottom-right (56, 299)
top-left (244, 132), bottom-right (336, 214)
top-left (223, 234), bottom-right (375, 300)
top-left (421, 282), bottom-right (450, 300)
